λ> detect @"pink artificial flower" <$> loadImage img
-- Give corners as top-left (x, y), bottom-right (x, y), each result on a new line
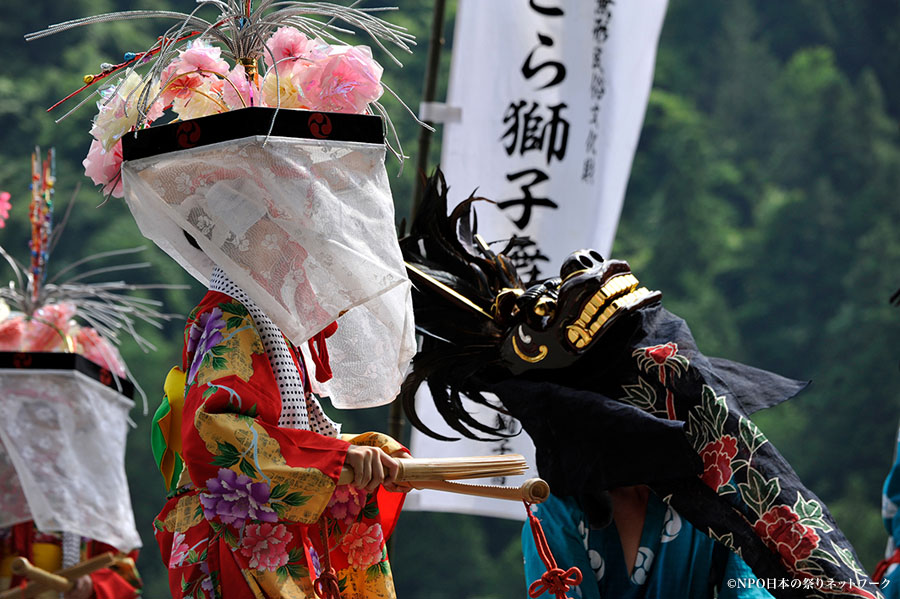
top-left (339, 522), bottom-right (384, 568)
top-left (83, 138), bottom-right (124, 198)
top-left (0, 191), bottom-right (11, 228)
top-left (223, 66), bottom-right (258, 109)
top-left (165, 42), bottom-right (230, 78)
top-left (159, 42), bottom-right (229, 105)
top-left (0, 316), bottom-right (25, 351)
top-left (239, 523), bottom-right (292, 572)
top-left (73, 326), bottom-right (126, 377)
top-left (159, 70), bottom-right (204, 105)
top-left (23, 303), bottom-right (76, 352)
top-left (326, 485), bottom-right (365, 529)
top-left (263, 27), bottom-right (312, 71)
top-left (297, 45), bottom-right (383, 114)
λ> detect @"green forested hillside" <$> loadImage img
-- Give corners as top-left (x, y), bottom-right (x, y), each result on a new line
top-left (0, 1), bottom-right (898, 597)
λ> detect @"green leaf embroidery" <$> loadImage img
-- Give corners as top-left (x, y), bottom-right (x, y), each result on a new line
top-left (211, 356), bottom-right (228, 370)
top-left (620, 377), bottom-right (659, 413)
top-left (793, 492), bottom-right (833, 533)
top-left (222, 301), bottom-right (249, 317)
top-left (272, 502), bottom-right (288, 518)
top-left (180, 575), bottom-right (190, 593)
top-left (738, 416), bottom-right (768, 455)
top-left (338, 576), bottom-right (348, 593)
top-left (377, 559), bottom-right (390, 576)
top-left (362, 502), bottom-right (379, 520)
top-left (285, 562), bottom-right (304, 579)
top-left (809, 547), bottom-right (839, 566)
top-left (222, 526), bottom-right (238, 548)
top-left (365, 563), bottom-right (382, 581)
top-left (737, 466), bottom-right (781, 516)
top-left (832, 541), bottom-right (860, 570)
top-left (270, 482), bottom-right (290, 500)
top-left (718, 482), bottom-right (738, 496)
top-left (685, 411), bottom-right (707, 449)
top-left (246, 403), bottom-right (259, 418)
top-left (226, 316), bottom-right (245, 329)
top-left (275, 566), bottom-right (289, 585)
top-left (238, 457), bottom-right (258, 479)
top-left (186, 549), bottom-right (199, 564)
top-left (699, 385), bottom-right (729, 437)
top-left (202, 385), bottom-right (217, 400)
top-left (793, 557), bottom-right (826, 578)
top-left (708, 528), bottom-right (735, 551)
top-left (281, 492), bottom-right (311, 507)
top-left (210, 442), bottom-right (240, 468)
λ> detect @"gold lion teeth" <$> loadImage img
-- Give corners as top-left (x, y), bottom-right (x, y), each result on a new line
top-left (567, 325), bottom-right (590, 348)
top-left (570, 274), bottom-right (646, 347)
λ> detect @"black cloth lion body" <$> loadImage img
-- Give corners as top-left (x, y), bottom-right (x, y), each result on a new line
top-left (401, 172), bottom-right (880, 599)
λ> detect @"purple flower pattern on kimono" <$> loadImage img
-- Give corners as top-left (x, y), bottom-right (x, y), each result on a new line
top-left (187, 307), bottom-right (226, 383)
top-left (199, 468), bottom-right (277, 526)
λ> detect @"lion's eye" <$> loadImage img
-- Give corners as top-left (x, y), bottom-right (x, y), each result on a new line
top-left (533, 296), bottom-right (556, 318)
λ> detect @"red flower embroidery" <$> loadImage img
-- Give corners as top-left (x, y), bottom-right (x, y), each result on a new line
top-left (633, 342), bottom-right (689, 384)
top-left (239, 522), bottom-right (292, 572)
top-left (648, 343), bottom-right (676, 364)
top-left (340, 522), bottom-right (384, 568)
top-left (700, 435), bottom-right (738, 491)
top-left (753, 506), bottom-right (820, 568)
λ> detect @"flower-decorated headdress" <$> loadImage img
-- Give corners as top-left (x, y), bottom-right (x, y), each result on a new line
top-left (28, 1), bottom-right (416, 199)
top-left (0, 148), bottom-right (181, 555)
top-left (28, 2), bottom-right (419, 409)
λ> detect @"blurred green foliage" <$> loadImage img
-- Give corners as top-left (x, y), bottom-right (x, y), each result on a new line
top-left (1, 1), bottom-right (898, 597)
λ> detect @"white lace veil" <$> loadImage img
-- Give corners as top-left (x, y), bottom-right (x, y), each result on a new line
top-left (121, 111), bottom-right (414, 408)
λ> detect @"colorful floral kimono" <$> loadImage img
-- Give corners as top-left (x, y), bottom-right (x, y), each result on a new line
top-left (523, 493), bottom-right (772, 599)
top-left (152, 289), bottom-right (404, 599)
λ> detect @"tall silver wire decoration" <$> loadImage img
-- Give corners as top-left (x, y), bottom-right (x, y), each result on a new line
top-left (0, 181), bottom-right (186, 413)
top-left (26, 1), bottom-right (432, 163)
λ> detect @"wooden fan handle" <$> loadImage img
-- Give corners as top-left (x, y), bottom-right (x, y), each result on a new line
top-left (10, 558), bottom-right (72, 592)
top-left (0, 553), bottom-right (123, 599)
top-left (410, 478), bottom-right (551, 503)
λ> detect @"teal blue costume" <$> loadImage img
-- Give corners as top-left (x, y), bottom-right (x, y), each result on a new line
top-left (875, 427), bottom-right (900, 597)
top-left (522, 493), bottom-right (774, 599)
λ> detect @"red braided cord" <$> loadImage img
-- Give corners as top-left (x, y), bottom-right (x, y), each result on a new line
top-left (313, 525), bottom-right (342, 599)
top-left (524, 501), bottom-right (583, 599)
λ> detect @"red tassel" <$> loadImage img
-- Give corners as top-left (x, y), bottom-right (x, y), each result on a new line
top-left (524, 501), bottom-right (582, 599)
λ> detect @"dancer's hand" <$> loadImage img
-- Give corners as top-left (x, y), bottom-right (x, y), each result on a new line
top-left (384, 449), bottom-right (412, 493)
top-left (345, 445), bottom-right (403, 493)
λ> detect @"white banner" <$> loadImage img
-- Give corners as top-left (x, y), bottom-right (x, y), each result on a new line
top-left (408, 0), bottom-right (668, 520)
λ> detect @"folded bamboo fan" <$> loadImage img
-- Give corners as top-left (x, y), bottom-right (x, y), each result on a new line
top-left (338, 454), bottom-right (550, 503)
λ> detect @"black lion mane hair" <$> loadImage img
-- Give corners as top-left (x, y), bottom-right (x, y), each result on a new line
top-left (398, 170), bottom-right (534, 441)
